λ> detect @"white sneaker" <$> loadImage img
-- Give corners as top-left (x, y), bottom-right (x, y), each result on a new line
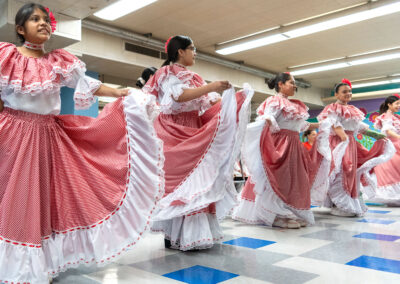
top-left (287, 219), bottom-right (301, 229)
top-left (330, 207), bottom-right (356, 217)
top-left (297, 219), bottom-right (308, 227)
top-left (273, 218), bottom-right (288, 228)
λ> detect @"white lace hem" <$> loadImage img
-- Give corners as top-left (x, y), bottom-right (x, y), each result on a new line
top-left (327, 175), bottom-right (367, 216)
top-left (0, 93), bottom-right (165, 284)
top-left (310, 119), bottom-right (333, 205)
top-left (232, 198), bottom-right (263, 224)
top-left (358, 139), bottom-right (395, 199)
top-left (151, 213), bottom-right (224, 251)
top-left (241, 120), bottom-right (315, 226)
top-left (153, 85), bottom-right (254, 221)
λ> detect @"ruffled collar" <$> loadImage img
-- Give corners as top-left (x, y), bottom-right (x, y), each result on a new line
top-left (257, 93), bottom-right (309, 120)
top-left (0, 42), bottom-right (85, 96)
top-left (318, 102), bottom-right (365, 121)
top-left (142, 63), bottom-right (205, 98)
top-left (374, 111), bottom-right (400, 130)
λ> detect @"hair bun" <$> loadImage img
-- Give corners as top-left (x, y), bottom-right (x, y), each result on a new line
top-left (135, 77), bottom-right (146, 88)
top-left (267, 77), bottom-right (277, 89)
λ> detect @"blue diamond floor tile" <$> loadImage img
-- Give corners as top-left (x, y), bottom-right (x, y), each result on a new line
top-left (346, 255), bottom-right (400, 274)
top-left (357, 218), bottom-right (396, 225)
top-left (353, 232), bottom-right (400, 242)
top-left (365, 202), bottom-right (386, 206)
top-left (162, 265), bottom-right (239, 284)
top-left (368, 210), bottom-right (391, 214)
top-left (223, 237), bottom-right (276, 249)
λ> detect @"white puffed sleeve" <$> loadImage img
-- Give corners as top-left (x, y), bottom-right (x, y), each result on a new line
top-left (61, 62), bottom-right (101, 110)
top-left (256, 105), bottom-right (281, 133)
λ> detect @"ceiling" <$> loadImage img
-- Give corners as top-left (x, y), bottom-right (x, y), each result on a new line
top-left (86, 0), bottom-right (400, 90)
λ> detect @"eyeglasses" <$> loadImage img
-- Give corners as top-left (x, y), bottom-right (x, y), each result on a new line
top-left (187, 46), bottom-right (196, 52)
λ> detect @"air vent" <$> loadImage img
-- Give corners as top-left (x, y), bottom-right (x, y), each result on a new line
top-left (125, 42), bottom-right (167, 59)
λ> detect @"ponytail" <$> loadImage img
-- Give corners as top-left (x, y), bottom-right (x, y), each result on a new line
top-left (379, 95), bottom-right (400, 114)
top-left (136, 67), bottom-right (157, 88)
top-left (162, 35), bottom-right (192, 67)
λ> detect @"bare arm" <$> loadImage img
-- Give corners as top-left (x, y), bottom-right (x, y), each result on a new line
top-left (175, 81), bottom-right (230, 102)
top-left (94, 84), bottom-right (129, 98)
top-left (386, 129), bottom-right (400, 139)
top-left (308, 123), bottom-right (319, 130)
top-left (211, 98), bottom-right (221, 106)
top-left (333, 126), bottom-right (348, 141)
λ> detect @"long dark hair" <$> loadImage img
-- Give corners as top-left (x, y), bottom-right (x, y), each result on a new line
top-left (15, 3), bottom-right (49, 43)
top-left (136, 67), bottom-right (157, 88)
top-left (162, 35), bottom-right (192, 67)
top-left (267, 72), bottom-right (292, 92)
top-left (379, 95), bottom-right (399, 114)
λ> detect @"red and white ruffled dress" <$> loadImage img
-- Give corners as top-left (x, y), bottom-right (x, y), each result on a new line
top-left (369, 112), bottom-right (400, 205)
top-left (232, 94), bottom-right (331, 226)
top-left (0, 42), bottom-right (164, 283)
top-left (314, 103), bottom-right (394, 215)
top-left (143, 63), bottom-right (253, 250)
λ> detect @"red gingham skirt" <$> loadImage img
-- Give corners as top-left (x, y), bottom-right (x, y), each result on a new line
top-left (0, 95), bottom-right (164, 283)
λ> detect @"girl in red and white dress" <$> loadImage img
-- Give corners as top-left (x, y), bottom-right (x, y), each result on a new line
top-left (369, 95), bottom-right (400, 206)
top-left (143, 35), bottom-right (253, 250)
top-left (0, 4), bottom-right (164, 283)
top-left (313, 79), bottom-right (394, 216)
top-left (232, 73), bottom-right (331, 229)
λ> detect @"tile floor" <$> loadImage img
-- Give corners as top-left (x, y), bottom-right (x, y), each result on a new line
top-left (53, 206), bottom-right (400, 284)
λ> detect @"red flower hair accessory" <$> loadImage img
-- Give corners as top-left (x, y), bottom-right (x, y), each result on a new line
top-left (394, 93), bottom-right (400, 99)
top-left (341, 78), bottom-right (352, 89)
top-left (45, 7), bottom-right (57, 33)
top-left (164, 36), bottom-right (173, 53)
top-left (284, 72), bottom-right (291, 75)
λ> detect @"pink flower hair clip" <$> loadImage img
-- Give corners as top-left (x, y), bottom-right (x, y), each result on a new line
top-left (164, 36), bottom-right (173, 53)
top-left (45, 7), bottom-right (57, 33)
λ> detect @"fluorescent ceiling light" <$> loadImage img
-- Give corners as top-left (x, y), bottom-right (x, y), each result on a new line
top-left (352, 80), bottom-right (391, 88)
top-left (216, 1), bottom-right (400, 55)
top-left (94, 0), bottom-right (157, 21)
top-left (349, 53), bottom-right (400, 65)
top-left (350, 76), bottom-right (400, 89)
top-left (284, 2), bottom-right (400, 38)
top-left (290, 49), bottom-right (400, 76)
top-left (291, 62), bottom-right (349, 76)
top-left (216, 34), bottom-right (287, 55)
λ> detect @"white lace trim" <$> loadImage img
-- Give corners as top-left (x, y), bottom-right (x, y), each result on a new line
top-left (232, 197), bottom-right (263, 224)
top-left (73, 79), bottom-right (101, 110)
top-left (0, 59), bottom-right (87, 97)
top-left (368, 181), bottom-right (400, 203)
top-left (0, 93), bottom-right (165, 283)
top-left (358, 139), bottom-right (395, 199)
top-left (151, 213), bottom-right (224, 251)
top-left (310, 119), bottom-right (333, 205)
top-left (327, 176), bottom-right (367, 216)
top-left (257, 113), bottom-right (280, 133)
top-left (153, 85), bottom-right (253, 221)
top-left (257, 94), bottom-right (310, 121)
top-left (241, 120), bottom-right (315, 226)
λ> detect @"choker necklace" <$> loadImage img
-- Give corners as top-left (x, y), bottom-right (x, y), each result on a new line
top-left (174, 63), bottom-right (187, 68)
top-left (23, 41), bottom-right (44, 51)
